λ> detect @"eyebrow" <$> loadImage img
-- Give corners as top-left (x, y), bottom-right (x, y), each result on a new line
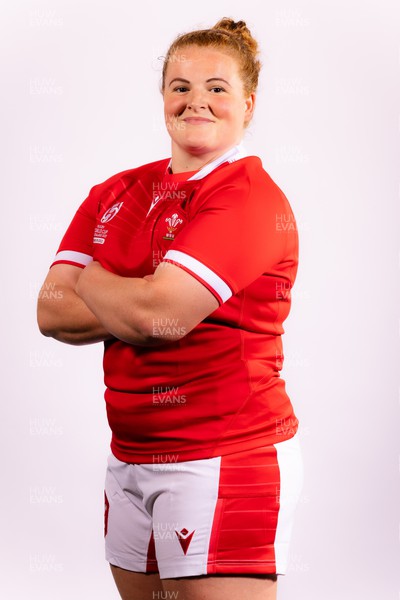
top-left (168, 77), bottom-right (231, 87)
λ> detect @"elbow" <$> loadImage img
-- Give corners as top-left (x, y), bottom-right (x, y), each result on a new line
top-left (117, 312), bottom-right (188, 346)
top-left (37, 311), bottom-right (79, 345)
top-left (37, 304), bottom-right (54, 338)
top-left (143, 313), bottom-right (188, 344)
top-left (38, 323), bottom-right (52, 338)
top-left (37, 316), bottom-right (59, 340)
top-left (37, 301), bottom-right (65, 341)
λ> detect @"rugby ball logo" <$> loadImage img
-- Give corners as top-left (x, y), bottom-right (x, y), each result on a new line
top-left (101, 202), bottom-right (123, 224)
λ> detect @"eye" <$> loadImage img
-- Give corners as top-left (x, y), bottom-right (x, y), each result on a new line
top-left (210, 86), bottom-right (225, 93)
top-left (173, 86), bottom-right (189, 93)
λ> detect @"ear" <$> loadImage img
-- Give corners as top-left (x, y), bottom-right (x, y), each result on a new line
top-left (244, 93), bottom-right (256, 124)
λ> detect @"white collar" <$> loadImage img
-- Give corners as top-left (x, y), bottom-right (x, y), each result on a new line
top-left (167, 144), bottom-right (247, 181)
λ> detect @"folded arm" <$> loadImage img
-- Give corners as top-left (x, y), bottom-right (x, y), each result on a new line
top-left (75, 260), bottom-right (219, 346)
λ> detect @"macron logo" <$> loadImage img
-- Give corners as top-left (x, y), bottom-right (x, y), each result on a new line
top-left (146, 195), bottom-right (160, 217)
top-left (175, 528), bottom-right (195, 555)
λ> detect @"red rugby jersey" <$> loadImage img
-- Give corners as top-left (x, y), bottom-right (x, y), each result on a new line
top-left (51, 147), bottom-right (299, 463)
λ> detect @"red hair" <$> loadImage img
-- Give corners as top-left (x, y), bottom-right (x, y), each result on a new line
top-left (162, 18), bottom-right (261, 96)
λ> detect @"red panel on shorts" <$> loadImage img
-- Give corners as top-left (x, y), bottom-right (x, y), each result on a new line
top-left (146, 530), bottom-right (158, 573)
top-left (207, 445), bottom-right (281, 574)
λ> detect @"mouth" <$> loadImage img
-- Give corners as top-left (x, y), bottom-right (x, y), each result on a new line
top-left (182, 117), bottom-right (214, 124)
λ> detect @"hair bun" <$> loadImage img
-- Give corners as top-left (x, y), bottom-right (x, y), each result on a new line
top-left (212, 17), bottom-right (258, 56)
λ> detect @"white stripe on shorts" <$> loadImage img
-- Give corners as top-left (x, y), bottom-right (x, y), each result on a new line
top-left (273, 433), bottom-right (304, 574)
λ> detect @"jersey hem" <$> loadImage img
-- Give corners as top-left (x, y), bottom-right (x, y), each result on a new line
top-left (109, 426), bottom-right (299, 464)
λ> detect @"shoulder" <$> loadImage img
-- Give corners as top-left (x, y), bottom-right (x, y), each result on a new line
top-left (197, 155), bottom-right (289, 208)
top-left (204, 156), bottom-right (283, 190)
top-left (88, 157), bottom-right (170, 197)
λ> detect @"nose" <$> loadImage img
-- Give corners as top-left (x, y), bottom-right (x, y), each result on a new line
top-left (186, 89), bottom-right (207, 111)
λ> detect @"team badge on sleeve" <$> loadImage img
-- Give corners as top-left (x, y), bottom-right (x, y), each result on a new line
top-left (94, 201), bottom-right (124, 244)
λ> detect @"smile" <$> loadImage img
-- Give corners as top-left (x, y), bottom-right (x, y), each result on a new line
top-left (183, 117), bottom-right (214, 124)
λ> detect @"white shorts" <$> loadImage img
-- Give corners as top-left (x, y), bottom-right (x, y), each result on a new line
top-left (104, 433), bottom-right (304, 579)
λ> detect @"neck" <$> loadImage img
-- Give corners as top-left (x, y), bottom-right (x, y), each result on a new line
top-left (170, 142), bottom-right (240, 174)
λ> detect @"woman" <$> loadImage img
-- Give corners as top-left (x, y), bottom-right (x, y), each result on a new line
top-left (37, 17), bottom-right (303, 600)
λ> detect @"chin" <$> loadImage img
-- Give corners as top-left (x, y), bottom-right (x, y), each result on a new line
top-left (184, 143), bottom-right (219, 156)
top-left (177, 137), bottom-right (217, 155)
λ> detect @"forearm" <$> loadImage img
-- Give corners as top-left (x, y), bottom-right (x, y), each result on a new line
top-left (75, 261), bottom-right (219, 346)
top-left (75, 266), bottom-right (164, 346)
top-left (37, 284), bottom-right (113, 346)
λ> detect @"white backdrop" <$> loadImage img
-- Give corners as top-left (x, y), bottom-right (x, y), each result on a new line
top-left (1, 1), bottom-right (399, 598)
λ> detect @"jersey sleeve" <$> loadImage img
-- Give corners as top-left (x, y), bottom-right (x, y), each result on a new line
top-left (50, 183), bottom-right (102, 269)
top-left (162, 169), bottom-right (298, 305)
top-left (49, 165), bottom-right (150, 269)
